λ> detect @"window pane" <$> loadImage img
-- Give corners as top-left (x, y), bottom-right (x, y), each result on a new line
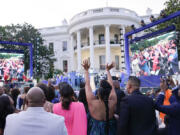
top-left (114, 34), bottom-right (118, 44)
top-left (99, 34), bottom-right (105, 44)
top-left (62, 41), bottom-right (67, 51)
top-left (115, 55), bottom-right (119, 70)
top-left (99, 55), bottom-right (105, 70)
top-left (49, 42), bottom-right (54, 54)
top-left (63, 60), bottom-right (68, 72)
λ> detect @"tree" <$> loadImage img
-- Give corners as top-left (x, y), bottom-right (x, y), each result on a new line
top-left (154, 0), bottom-right (180, 59)
top-left (0, 23), bottom-right (56, 79)
top-left (156, 0), bottom-right (180, 30)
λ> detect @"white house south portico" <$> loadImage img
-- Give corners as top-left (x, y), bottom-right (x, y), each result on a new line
top-left (39, 7), bottom-right (155, 74)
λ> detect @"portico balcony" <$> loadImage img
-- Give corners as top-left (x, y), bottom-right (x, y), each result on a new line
top-left (74, 39), bottom-right (123, 51)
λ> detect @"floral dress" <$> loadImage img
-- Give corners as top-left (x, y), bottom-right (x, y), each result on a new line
top-left (88, 114), bottom-right (116, 135)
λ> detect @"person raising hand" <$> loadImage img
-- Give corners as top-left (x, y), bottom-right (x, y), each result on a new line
top-left (82, 59), bottom-right (117, 135)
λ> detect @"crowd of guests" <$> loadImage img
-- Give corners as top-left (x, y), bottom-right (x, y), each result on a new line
top-left (131, 39), bottom-right (178, 76)
top-left (0, 58), bottom-right (25, 82)
top-left (0, 59), bottom-right (180, 135)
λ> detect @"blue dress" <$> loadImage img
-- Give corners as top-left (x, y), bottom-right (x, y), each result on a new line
top-left (88, 115), bottom-right (117, 135)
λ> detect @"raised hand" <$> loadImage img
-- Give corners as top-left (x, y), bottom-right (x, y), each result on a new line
top-left (106, 62), bottom-right (115, 71)
top-left (169, 78), bottom-right (176, 87)
top-left (82, 59), bottom-right (90, 71)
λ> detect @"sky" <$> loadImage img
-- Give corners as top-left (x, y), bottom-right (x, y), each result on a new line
top-left (0, 0), bottom-right (168, 28)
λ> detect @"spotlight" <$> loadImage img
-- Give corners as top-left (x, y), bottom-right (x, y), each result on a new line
top-left (174, 31), bottom-right (180, 44)
top-left (150, 15), bottom-right (156, 22)
top-left (119, 28), bottom-right (123, 36)
top-left (19, 37), bottom-right (23, 42)
top-left (0, 33), bottom-right (3, 40)
top-left (131, 25), bottom-right (136, 30)
top-left (160, 10), bottom-right (167, 18)
top-left (140, 20), bottom-right (146, 27)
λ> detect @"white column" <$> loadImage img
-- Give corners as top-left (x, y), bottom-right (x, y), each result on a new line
top-left (105, 24), bottom-right (111, 64)
top-left (89, 26), bottom-right (94, 70)
top-left (77, 31), bottom-right (81, 71)
top-left (70, 35), bottom-right (74, 71)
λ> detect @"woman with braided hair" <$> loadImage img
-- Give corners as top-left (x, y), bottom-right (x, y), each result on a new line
top-left (82, 59), bottom-right (117, 135)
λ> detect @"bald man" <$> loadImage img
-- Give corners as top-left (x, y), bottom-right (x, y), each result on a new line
top-left (4, 87), bottom-right (67, 135)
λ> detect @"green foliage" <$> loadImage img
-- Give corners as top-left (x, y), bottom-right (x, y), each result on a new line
top-left (157, 0), bottom-right (180, 31)
top-left (0, 23), bottom-right (56, 79)
top-left (153, 0), bottom-right (180, 59)
top-left (0, 53), bottom-right (23, 59)
top-left (54, 69), bottom-right (64, 76)
top-left (131, 31), bottom-right (176, 52)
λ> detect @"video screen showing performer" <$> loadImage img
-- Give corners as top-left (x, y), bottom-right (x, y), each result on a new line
top-left (130, 31), bottom-right (179, 76)
top-left (0, 53), bottom-right (24, 82)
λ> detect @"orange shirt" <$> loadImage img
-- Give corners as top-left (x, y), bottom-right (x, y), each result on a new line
top-left (159, 89), bottom-right (172, 121)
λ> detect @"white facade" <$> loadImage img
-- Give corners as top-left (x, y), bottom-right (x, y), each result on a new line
top-left (39, 7), bottom-right (156, 73)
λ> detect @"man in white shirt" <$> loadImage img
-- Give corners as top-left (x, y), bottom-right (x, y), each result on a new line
top-left (4, 87), bottom-right (67, 135)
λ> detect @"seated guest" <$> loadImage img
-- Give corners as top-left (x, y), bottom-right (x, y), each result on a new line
top-left (0, 96), bottom-right (14, 135)
top-left (53, 83), bottom-right (87, 135)
top-left (117, 76), bottom-right (157, 135)
top-left (82, 60), bottom-right (117, 135)
top-left (155, 79), bottom-right (180, 135)
top-left (4, 87), bottom-right (67, 135)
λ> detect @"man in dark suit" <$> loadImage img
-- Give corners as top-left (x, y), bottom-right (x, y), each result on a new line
top-left (117, 76), bottom-right (157, 135)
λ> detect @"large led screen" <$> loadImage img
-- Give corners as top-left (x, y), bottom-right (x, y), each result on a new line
top-left (130, 31), bottom-right (179, 76)
top-left (0, 53), bottom-right (24, 80)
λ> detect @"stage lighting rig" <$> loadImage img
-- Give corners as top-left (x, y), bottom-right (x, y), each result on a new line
top-left (174, 31), bottom-right (180, 45)
top-left (140, 20), bottom-right (146, 27)
top-left (119, 28), bottom-right (123, 35)
top-left (160, 10), bottom-right (167, 18)
top-left (150, 15), bottom-right (156, 22)
top-left (119, 28), bottom-right (124, 44)
top-left (131, 25), bottom-right (136, 30)
top-left (0, 33), bottom-right (3, 40)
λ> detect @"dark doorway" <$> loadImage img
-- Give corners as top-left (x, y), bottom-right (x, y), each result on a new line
top-left (63, 60), bottom-right (68, 72)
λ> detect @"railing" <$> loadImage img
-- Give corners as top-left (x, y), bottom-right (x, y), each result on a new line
top-left (70, 7), bottom-right (139, 24)
top-left (73, 39), bottom-right (123, 50)
top-left (94, 40), bottom-right (105, 45)
top-left (110, 39), bottom-right (124, 44)
top-left (81, 41), bottom-right (89, 47)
